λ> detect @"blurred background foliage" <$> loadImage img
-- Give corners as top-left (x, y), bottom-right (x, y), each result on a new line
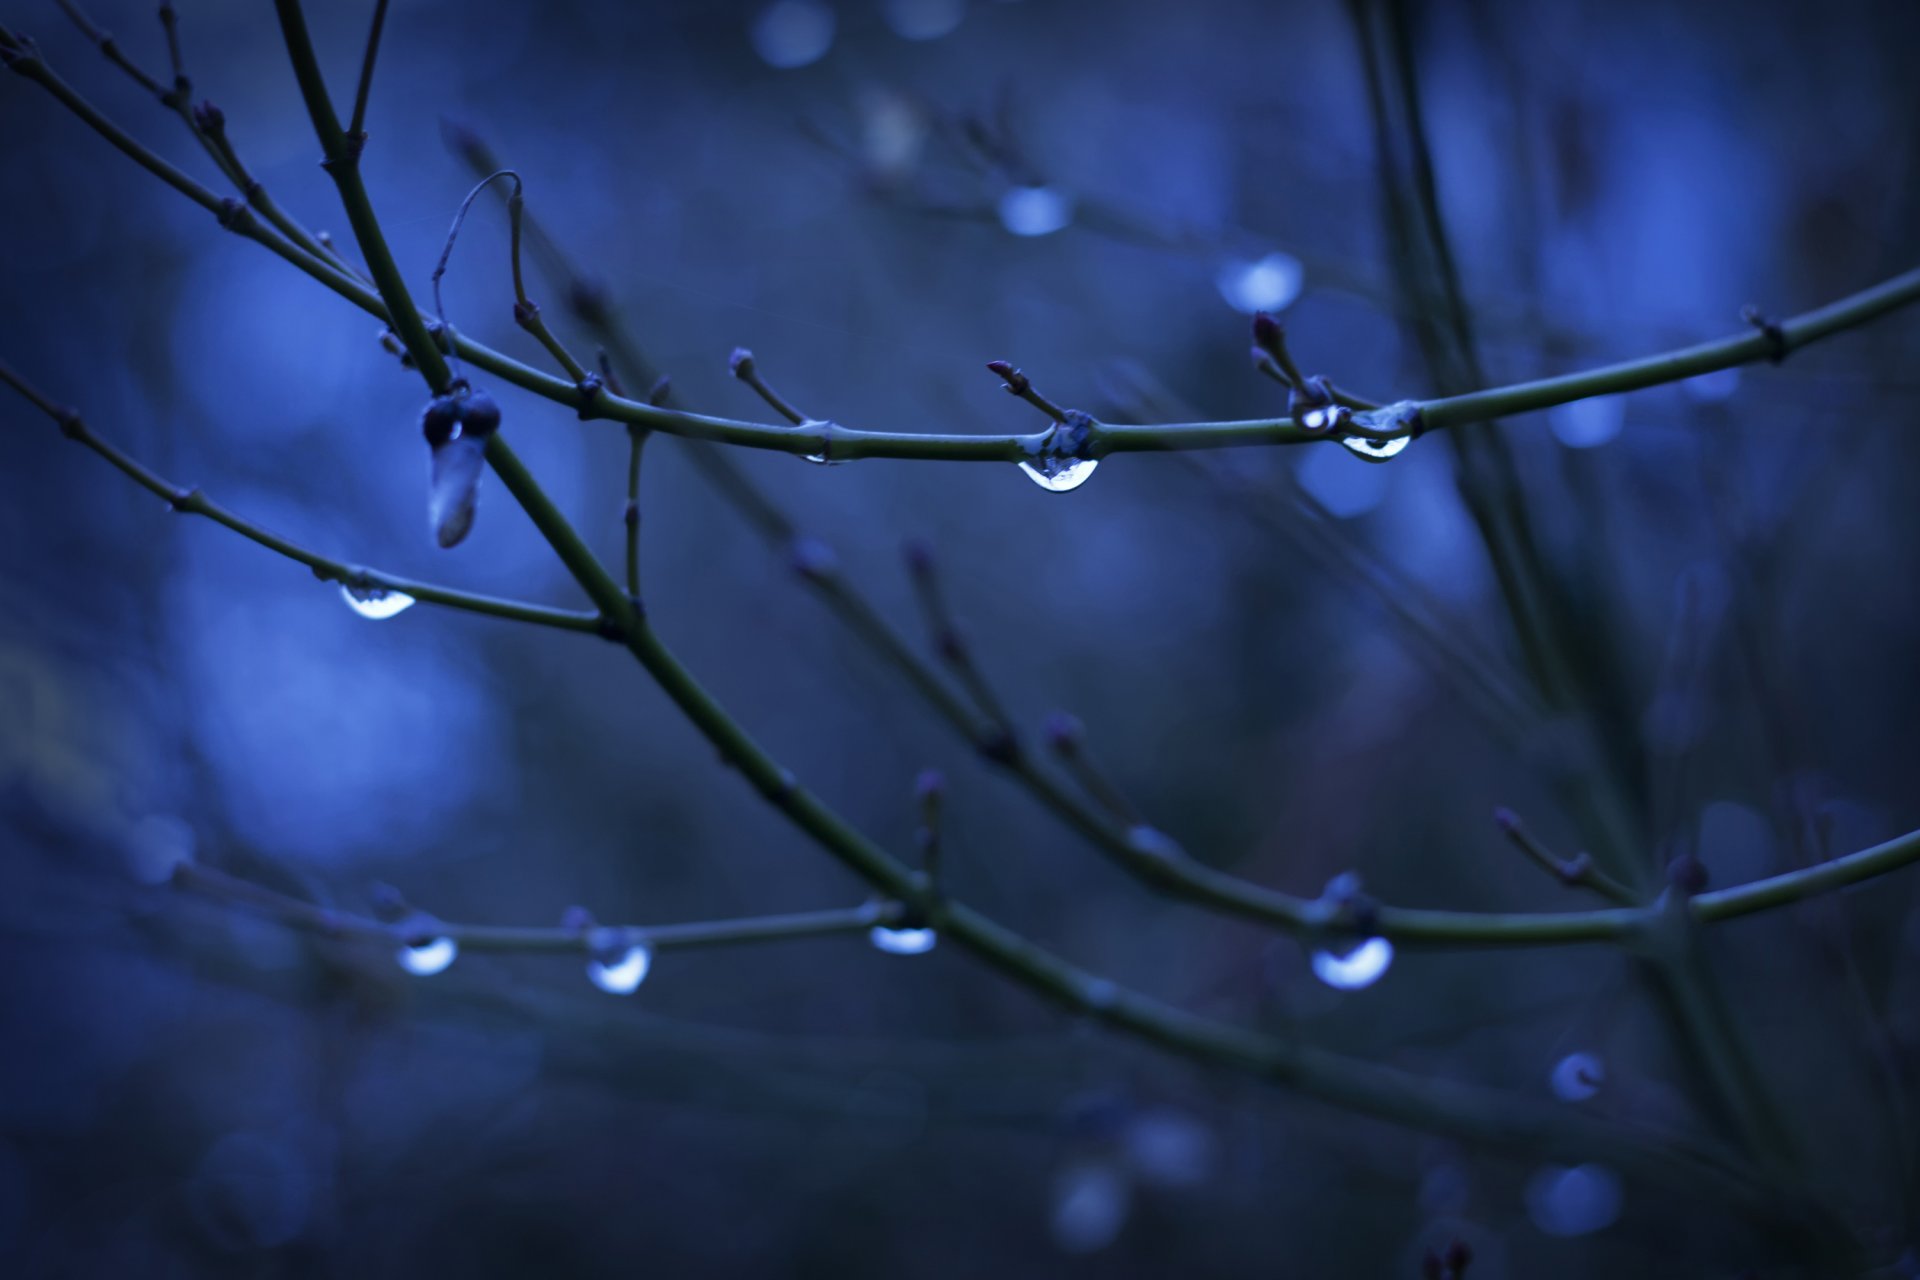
top-left (3, 0), bottom-right (1919, 1274)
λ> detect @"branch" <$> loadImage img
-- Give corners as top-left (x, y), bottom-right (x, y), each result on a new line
top-left (0, 361), bottom-right (604, 635)
top-left (8, 25), bottom-right (1914, 465)
top-left (173, 862), bottom-right (899, 956)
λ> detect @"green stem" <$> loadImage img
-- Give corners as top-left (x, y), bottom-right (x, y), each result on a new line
top-left (11, 24), bottom-right (1916, 464)
top-left (0, 361), bottom-right (602, 634)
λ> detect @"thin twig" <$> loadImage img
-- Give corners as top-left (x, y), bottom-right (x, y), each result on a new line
top-left (346, 0), bottom-right (389, 146)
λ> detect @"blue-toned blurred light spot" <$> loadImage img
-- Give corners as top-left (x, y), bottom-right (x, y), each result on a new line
top-left (1215, 252), bottom-right (1304, 315)
top-left (751, 1), bottom-right (836, 69)
top-left (1297, 442), bottom-right (1391, 517)
top-left (998, 186), bottom-right (1074, 237)
top-left (1549, 395), bottom-right (1626, 448)
top-left (884, 0), bottom-right (966, 40)
top-left (1525, 1163), bottom-right (1622, 1237)
top-left (1311, 937), bottom-right (1394, 989)
top-left (1051, 1160), bottom-right (1130, 1254)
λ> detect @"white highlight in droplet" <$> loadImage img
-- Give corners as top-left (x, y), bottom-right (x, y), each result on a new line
top-left (869, 925), bottom-right (937, 955)
top-left (997, 186), bottom-right (1073, 237)
top-left (1311, 937), bottom-right (1394, 990)
top-left (1215, 252), bottom-right (1304, 315)
top-left (1018, 455), bottom-right (1098, 493)
top-left (1050, 1160), bottom-right (1131, 1254)
top-left (1551, 1051), bottom-right (1605, 1102)
top-left (1339, 433), bottom-right (1413, 462)
top-left (396, 936), bottom-right (457, 976)
top-left (340, 583), bottom-right (415, 620)
top-left (1525, 1163), bottom-right (1623, 1237)
top-left (588, 942), bottom-right (653, 995)
top-left (1548, 396), bottom-right (1625, 449)
top-left (883, 0), bottom-right (965, 40)
top-left (750, 0), bottom-right (835, 69)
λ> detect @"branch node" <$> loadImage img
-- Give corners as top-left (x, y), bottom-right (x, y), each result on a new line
top-left (1741, 304), bottom-right (1789, 364)
top-left (575, 371), bottom-right (605, 420)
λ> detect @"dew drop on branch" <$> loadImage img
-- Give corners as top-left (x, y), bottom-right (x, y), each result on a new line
top-left (1550, 1051), bottom-right (1605, 1102)
top-left (396, 935), bottom-right (457, 976)
top-left (1310, 936), bottom-right (1394, 990)
top-left (869, 925), bottom-right (937, 955)
top-left (339, 583), bottom-right (415, 620)
top-left (1338, 433), bottom-right (1412, 462)
top-left (1524, 1163), bottom-right (1622, 1237)
top-left (587, 937), bottom-right (653, 995)
top-left (998, 186), bottom-right (1073, 237)
top-left (1018, 455), bottom-right (1098, 492)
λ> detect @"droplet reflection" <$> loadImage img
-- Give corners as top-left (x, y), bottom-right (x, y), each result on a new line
top-left (396, 935), bottom-right (458, 976)
top-left (588, 942), bottom-right (653, 995)
top-left (869, 925), bottom-right (937, 955)
top-left (1311, 937), bottom-right (1394, 990)
top-left (340, 583), bottom-right (416, 620)
top-left (1018, 455), bottom-right (1098, 493)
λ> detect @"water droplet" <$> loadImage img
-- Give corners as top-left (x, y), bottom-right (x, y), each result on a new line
top-left (799, 419), bottom-right (847, 465)
top-left (396, 935), bottom-right (457, 976)
top-left (587, 939), bottom-right (653, 995)
top-left (750, 0), bottom-right (835, 68)
top-left (1050, 1160), bottom-right (1131, 1254)
top-left (1339, 432), bottom-right (1413, 462)
top-left (340, 583), bottom-right (415, 620)
top-left (1524, 1163), bottom-right (1622, 1237)
top-left (883, 0), bottom-right (965, 40)
top-left (1550, 1051), bottom-right (1605, 1102)
top-left (1548, 396), bottom-right (1625, 449)
top-left (1019, 411), bottom-right (1099, 492)
top-left (869, 925), bottom-right (937, 955)
top-left (998, 185), bottom-right (1073, 237)
top-left (1681, 366), bottom-right (1741, 403)
top-left (1311, 936), bottom-right (1393, 990)
top-left (1019, 455), bottom-right (1098, 492)
top-left (1215, 251), bottom-right (1304, 314)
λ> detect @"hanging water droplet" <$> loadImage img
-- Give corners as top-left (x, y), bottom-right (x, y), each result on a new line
top-left (800, 419), bottom-right (846, 466)
top-left (749, 0), bottom-right (835, 68)
top-left (1339, 433), bottom-right (1413, 462)
top-left (1524, 1163), bottom-right (1622, 1237)
top-left (339, 583), bottom-right (416, 620)
top-left (1050, 1160), bottom-right (1131, 1254)
top-left (1018, 410), bottom-right (1099, 492)
top-left (1550, 1051), bottom-right (1605, 1102)
top-left (586, 932), bottom-right (653, 995)
top-left (396, 935), bottom-right (457, 976)
top-left (1019, 455), bottom-right (1098, 492)
top-left (1215, 251), bottom-right (1304, 315)
top-left (1310, 936), bottom-right (1393, 990)
top-left (1298, 405), bottom-right (1344, 434)
top-left (869, 925), bottom-right (937, 955)
top-left (998, 185), bottom-right (1074, 237)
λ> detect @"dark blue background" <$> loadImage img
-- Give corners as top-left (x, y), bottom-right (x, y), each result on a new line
top-left (3, 0), bottom-right (1918, 1274)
